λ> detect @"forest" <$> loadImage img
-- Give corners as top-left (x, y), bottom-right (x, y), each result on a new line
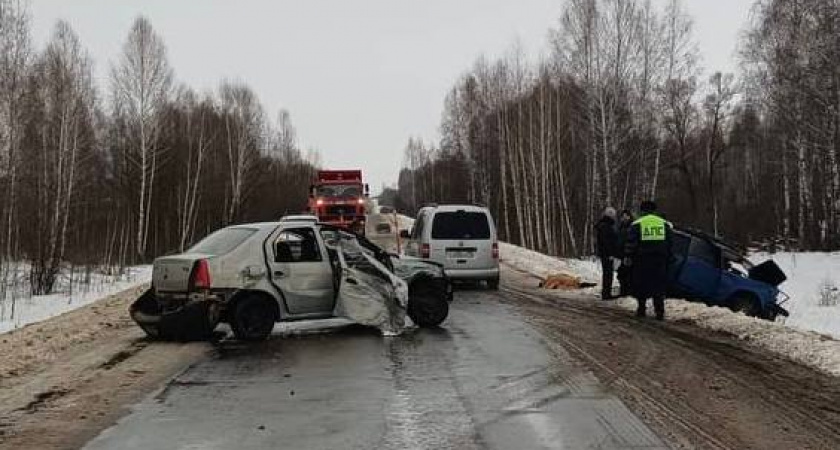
top-left (396, 0), bottom-right (840, 257)
top-left (0, 1), bottom-right (318, 296)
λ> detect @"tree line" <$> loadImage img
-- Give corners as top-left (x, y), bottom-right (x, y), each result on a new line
top-left (396, 0), bottom-right (840, 257)
top-left (0, 2), bottom-right (318, 296)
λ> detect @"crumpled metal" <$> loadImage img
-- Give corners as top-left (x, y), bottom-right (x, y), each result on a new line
top-left (331, 235), bottom-right (410, 335)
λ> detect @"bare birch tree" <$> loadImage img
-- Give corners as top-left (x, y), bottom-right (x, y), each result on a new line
top-left (26, 20), bottom-right (95, 294)
top-left (219, 81), bottom-right (263, 225)
top-left (111, 16), bottom-right (173, 260)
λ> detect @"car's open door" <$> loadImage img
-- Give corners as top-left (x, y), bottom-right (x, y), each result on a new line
top-left (266, 226), bottom-right (336, 314)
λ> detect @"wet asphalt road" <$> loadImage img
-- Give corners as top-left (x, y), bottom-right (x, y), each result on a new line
top-left (84, 287), bottom-right (666, 450)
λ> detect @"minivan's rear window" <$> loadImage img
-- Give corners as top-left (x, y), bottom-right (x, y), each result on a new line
top-left (431, 212), bottom-right (490, 240)
top-left (188, 228), bottom-right (257, 255)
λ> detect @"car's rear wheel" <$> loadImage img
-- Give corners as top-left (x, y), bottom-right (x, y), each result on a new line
top-left (730, 292), bottom-right (761, 317)
top-left (408, 280), bottom-right (449, 328)
top-left (487, 277), bottom-right (500, 290)
top-left (231, 295), bottom-right (276, 341)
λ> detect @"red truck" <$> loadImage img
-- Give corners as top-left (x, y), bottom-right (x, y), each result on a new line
top-left (308, 170), bottom-right (369, 234)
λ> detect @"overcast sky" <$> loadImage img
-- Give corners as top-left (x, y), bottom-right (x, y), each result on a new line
top-left (30, 0), bottom-right (752, 191)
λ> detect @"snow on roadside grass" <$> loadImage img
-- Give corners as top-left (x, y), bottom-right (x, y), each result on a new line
top-left (0, 266), bottom-right (152, 335)
top-left (500, 243), bottom-right (840, 377)
top-left (749, 252), bottom-right (840, 339)
top-left (499, 242), bottom-right (600, 282)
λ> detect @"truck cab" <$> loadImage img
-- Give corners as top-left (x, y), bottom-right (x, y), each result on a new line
top-left (308, 170), bottom-right (370, 234)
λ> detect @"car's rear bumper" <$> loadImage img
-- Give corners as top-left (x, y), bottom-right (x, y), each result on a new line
top-left (130, 289), bottom-right (221, 341)
top-left (443, 267), bottom-right (500, 280)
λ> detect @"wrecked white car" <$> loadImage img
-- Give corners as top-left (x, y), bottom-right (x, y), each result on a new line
top-left (130, 218), bottom-right (451, 341)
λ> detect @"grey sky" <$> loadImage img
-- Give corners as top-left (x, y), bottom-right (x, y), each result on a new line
top-left (30, 0), bottom-right (752, 192)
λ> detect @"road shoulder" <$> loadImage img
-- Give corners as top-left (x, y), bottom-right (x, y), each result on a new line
top-left (502, 267), bottom-right (840, 449)
top-left (0, 285), bottom-right (211, 450)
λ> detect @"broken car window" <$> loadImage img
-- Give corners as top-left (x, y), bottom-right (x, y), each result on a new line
top-left (275, 228), bottom-right (322, 263)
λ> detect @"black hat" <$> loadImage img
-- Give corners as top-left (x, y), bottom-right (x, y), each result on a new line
top-left (640, 201), bottom-right (657, 213)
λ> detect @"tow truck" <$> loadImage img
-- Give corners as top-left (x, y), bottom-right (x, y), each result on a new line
top-left (308, 170), bottom-right (369, 235)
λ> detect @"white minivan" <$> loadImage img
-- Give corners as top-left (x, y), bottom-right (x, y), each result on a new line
top-left (403, 204), bottom-right (500, 289)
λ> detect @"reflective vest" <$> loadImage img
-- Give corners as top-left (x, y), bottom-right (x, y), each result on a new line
top-left (633, 214), bottom-right (667, 242)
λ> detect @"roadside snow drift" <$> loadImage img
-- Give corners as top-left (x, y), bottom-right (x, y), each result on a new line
top-left (0, 266), bottom-right (151, 335)
top-left (750, 252), bottom-right (840, 339)
top-left (499, 242), bottom-right (600, 282)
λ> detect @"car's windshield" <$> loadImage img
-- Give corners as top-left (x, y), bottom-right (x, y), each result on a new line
top-left (188, 227), bottom-right (257, 255)
top-left (431, 211), bottom-right (491, 240)
top-left (317, 184), bottom-right (362, 198)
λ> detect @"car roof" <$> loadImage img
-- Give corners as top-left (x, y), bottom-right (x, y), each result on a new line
top-left (427, 204), bottom-right (489, 213)
top-left (229, 222), bottom-right (282, 231)
top-left (280, 215), bottom-right (318, 223)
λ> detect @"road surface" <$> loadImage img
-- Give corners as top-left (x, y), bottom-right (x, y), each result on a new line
top-left (3, 267), bottom-right (840, 449)
top-left (83, 274), bottom-right (665, 450)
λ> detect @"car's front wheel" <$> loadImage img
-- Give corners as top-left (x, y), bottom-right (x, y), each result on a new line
top-left (408, 279), bottom-right (449, 328)
top-left (729, 292), bottom-right (760, 317)
top-left (231, 295), bottom-right (276, 341)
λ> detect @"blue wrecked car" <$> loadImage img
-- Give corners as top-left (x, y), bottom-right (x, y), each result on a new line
top-left (667, 228), bottom-right (790, 321)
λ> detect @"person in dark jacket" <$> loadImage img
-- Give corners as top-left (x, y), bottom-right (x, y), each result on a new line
top-left (616, 209), bottom-right (634, 297)
top-left (624, 201), bottom-right (672, 320)
top-left (594, 207), bottom-right (619, 300)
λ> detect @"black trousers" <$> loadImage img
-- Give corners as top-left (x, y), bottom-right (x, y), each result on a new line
top-left (600, 256), bottom-right (614, 299)
top-left (617, 263), bottom-right (631, 296)
top-left (636, 296), bottom-right (665, 319)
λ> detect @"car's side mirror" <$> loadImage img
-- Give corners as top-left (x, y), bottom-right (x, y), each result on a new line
top-left (399, 230), bottom-right (410, 239)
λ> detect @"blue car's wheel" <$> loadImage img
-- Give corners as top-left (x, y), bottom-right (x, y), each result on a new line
top-left (730, 292), bottom-right (760, 317)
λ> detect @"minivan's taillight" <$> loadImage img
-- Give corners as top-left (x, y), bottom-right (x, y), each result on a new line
top-left (421, 243), bottom-right (430, 259)
top-left (191, 259), bottom-right (212, 290)
top-left (492, 242), bottom-right (499, 260)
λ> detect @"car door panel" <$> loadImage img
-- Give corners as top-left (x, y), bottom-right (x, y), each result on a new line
top-left (266, 227), bottom-right (335, 314)
top-left (675, 237), bottom-right (721, 300)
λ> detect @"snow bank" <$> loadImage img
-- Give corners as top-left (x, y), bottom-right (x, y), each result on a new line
top-left (501, 243), bottom-right (840, 377)
top-left (749, 252), bottom-right (840, 339)
top-left (0, 266), bottom-right (152, 335)
top-left (499, 242), bottom-right (600, 282)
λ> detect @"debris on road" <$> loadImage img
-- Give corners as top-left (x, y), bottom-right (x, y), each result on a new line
top-left (538, 273), bottom-right (597, 290)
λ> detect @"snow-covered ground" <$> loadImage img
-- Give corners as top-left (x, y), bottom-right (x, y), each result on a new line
top-left (0, 266), bottom-right (151, 334)
top-left (749, 252), bottom-right (840, 339)
top-left (499, 242), bottom-right (600, 282)
top-left (499, 243), bottom-right (840, 376)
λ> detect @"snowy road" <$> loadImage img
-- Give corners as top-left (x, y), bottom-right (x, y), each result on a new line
top-left (4, 267), bottom-right (840, 449)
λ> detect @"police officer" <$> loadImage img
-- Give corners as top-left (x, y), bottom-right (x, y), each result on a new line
top-left (624, 201), bottom-right (671, 320)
